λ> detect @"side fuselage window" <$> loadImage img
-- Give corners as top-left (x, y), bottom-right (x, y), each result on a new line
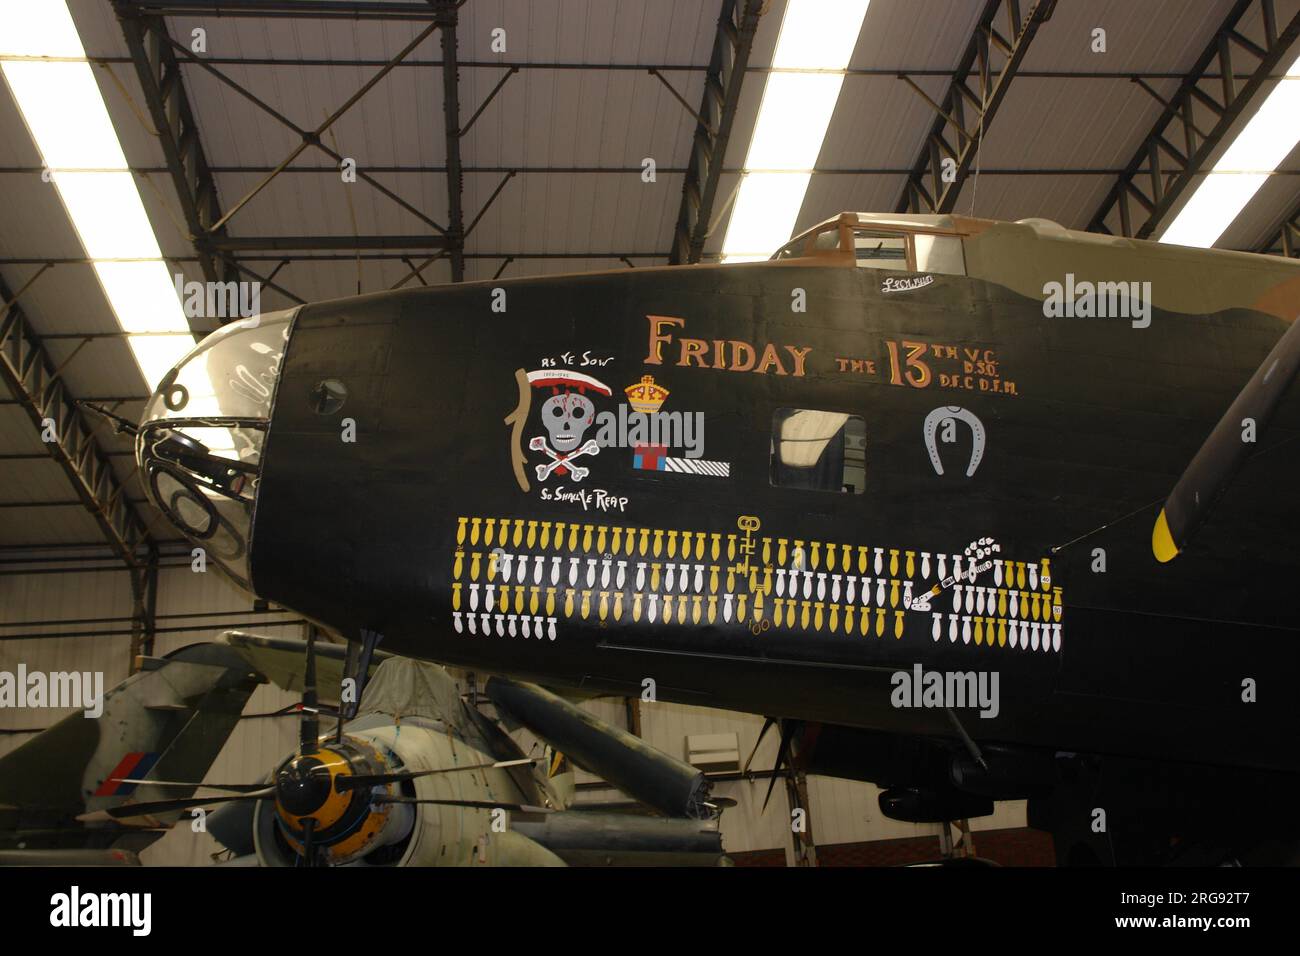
top-left (913, 233), bottom-right (966, 275)
top-left (853, 230), bottom-right (908, 270)
top-left (770, 408), bottom-right (866, 494)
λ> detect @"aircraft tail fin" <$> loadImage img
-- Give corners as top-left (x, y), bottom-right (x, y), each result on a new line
top-left (0, 642), bottom-right (263, 853)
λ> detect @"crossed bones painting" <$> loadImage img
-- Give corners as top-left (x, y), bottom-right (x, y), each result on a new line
top-left (505, 367), bottom-right (613, 493)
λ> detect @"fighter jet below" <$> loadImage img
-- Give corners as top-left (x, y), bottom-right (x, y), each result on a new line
top-left (0, 642), bottom-right (262, 864)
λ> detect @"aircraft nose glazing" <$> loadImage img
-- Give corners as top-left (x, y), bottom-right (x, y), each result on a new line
top-left (135, 308), bottom-right (299, 588)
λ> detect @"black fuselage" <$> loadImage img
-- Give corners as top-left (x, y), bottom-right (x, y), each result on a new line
top-left (248, 262), bottom-right (1300, 778)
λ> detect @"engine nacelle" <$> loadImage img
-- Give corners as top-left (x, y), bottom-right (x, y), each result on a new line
top-left (252, 723), bottom-right (562, 866)
top-left (253, 734), bottom-right (413, 867)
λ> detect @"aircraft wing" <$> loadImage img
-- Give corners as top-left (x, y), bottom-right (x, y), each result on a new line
top-left (217, 630), bottom-right (390, 702)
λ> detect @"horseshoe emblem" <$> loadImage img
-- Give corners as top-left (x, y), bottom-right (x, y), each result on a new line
top-left (923, 406), bottom-right (986, 477)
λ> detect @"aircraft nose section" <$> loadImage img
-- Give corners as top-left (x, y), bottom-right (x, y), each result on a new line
top-left (135, 308), bottom-right (299, 588)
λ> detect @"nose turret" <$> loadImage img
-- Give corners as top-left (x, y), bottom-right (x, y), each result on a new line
top-left (135, 308), bottom-right (298, 588)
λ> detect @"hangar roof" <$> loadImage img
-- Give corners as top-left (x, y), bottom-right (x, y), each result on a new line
top-left (2, 0), bottom-right (1298, 555)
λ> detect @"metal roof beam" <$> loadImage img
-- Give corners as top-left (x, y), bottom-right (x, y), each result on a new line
top-left (895, 0), bottom-right (1057, 214)
top-left (1, 251), bottom-right (667, 266)
top-left (8, 163), bottom-right (1299, 177)
top-left (1087, 0), bottom-right (1300, 239)
top-left (437, 0), bottom-right (465, 282)
top-left (115, 3), bottom-right (237, 308)
top-left (207, 235), bottom-right (450, 251)
top-left (0, 274), bottom-right (153, 569)
top-left (205, 18), bottom-right (444, 234)
top-left (62, 53), bottom-right (1300, 80)
top-left (668, 0), bottom-right (765, 265)
top-left (163, 32), bottom-right (447, 240)
top-left (121, 0), bottom-right (453, 19)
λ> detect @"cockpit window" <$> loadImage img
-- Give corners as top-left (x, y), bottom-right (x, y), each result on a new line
top-left (770, 408), bottom-right (866, 494)
top-left (811, 226), bottom-right (842, 251)
top-left (140, 311), bottom-right (294, 431)
top-left (771, 237), bottom-right (807, 260)
top-left (853, 230), bottom-right (909, 270)
top-left (771, 223), bottom-right (844, 260)
top-left (137, 308), bottom-right (298, 587)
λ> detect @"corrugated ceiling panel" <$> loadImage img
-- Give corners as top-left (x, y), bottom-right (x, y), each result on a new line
top-left (1017, 0), bottom-right (1244, 73)
top-left (1, 457), bottom-right (85, 505)
top-left (0, 406), bottom-right (45, 456)
top-left (0, 504), bottom-right (106, 547)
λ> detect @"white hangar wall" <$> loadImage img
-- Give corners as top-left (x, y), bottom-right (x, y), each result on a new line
top-left (0, 557), bottom-right (137, 760)
top-left (622, 698), bottom-right (1026, 859)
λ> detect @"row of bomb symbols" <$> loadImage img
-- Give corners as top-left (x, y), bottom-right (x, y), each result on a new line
top-left (451, 548), bottom-right (760, 597)
top-left (775, 570), bottom-right (913, 609)
top-left (453, 610), bottom-right (559, 640)
top-left (455, 516), bottom-right (1054, 598)
top-left (913, 553), bottom-right (1054, 608)
top-left (735, 534), bottom-right (1049, 589)
top-left (762, 523), bottom-right (916, 641)
top-left (457, 515), bottom-right (747, 563)
top-left (932, 614), bottom-right (1062, 652)
top-left (451, 578), bottom-right (559, 639)
top-left (751, 536), bottom-right (1056, 619)
top-left (947, 583), bottom-right (1064, 622)
top-left (492, 550), bottom-right (765, 596)
top-left (450, 515), bottom-right (1062, 646)
top-left (457, 541), bottom-right (925, 616)
top-left (470, 551), bottom-right (915, 637)
top-left (457, 580), bottom-right (769, 628)
top-left (770, 600), bottom-right (907, 638)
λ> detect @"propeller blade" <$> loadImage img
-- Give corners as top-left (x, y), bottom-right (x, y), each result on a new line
top-left (334, 757), bottom-right (538, 791)
top-left (300, 627), bottom-right (319, 755)
top-left (77, 788), bottom-right (274, 822)
top-left (109, 779), bottom-right (268, 793)
top-left (374, 797), bottom-right (554, 814)
top-left (743, 717), bottom-right (776, 775)
top-left (761, 721), bottom-right (797, 814)
top-left (301, 817), bottom-right (317, 868)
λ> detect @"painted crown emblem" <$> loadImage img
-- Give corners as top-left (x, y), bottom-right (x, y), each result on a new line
top-left (625, 375), bottom-right (669, 413)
